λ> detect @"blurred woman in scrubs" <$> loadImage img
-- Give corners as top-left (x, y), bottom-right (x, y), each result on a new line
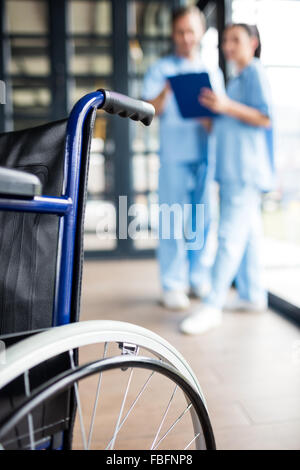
top-left (180, 24), bottom-right (274, 335)
top-left (142, 7), bottom-right (224, 311)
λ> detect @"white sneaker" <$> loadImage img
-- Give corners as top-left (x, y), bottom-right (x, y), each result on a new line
top-left (190, 282), bottom-right (211, 299)
top-left (161, 291), bottom-right (190, 311)
top-left (180, 304), bottom-right (222, 335)
top-left (224, 297), bottom-right (267, 312)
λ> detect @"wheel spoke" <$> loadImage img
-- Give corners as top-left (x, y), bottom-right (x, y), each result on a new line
top-left (87, 342), bottom-right (108, 449)
top-left (69, 349), bottom-right (87, 450)
top-left (108, 367), bottom-right (134, 450)
top-left (150, 385), bottom-right (178, 450)
top-left (153, 403), bottom-right (193, 450)
top-left (106, 370), bottom-right (155, 449)
top-left (1, 419), bottom-right (68, 448)
top-left (184, 432), bottom-right (201, 450)
top-left (24, 370), bottom-right (35, 450)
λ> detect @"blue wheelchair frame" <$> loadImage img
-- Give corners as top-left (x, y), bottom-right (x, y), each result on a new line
top-left (0, 91), bottom-right (106, 327)
top-left (0, 90), bottom-right (154, 330)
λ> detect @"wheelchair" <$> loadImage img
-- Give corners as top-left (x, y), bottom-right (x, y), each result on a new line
top-left (0, 90), bottom-right (216, 450)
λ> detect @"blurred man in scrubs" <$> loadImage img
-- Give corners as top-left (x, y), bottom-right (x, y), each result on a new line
top-left (142, 6), bottom-right (224, 310)
top-left (180, 24), bottom-right (274, 334)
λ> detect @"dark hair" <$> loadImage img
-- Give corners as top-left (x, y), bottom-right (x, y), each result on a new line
top-left (172, 5), bottom-right (206, 32)
top-left (226, 23), bottom-right (261, 58)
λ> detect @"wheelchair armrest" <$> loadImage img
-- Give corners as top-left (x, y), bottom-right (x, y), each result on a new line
top-left (0, 167), bottom-right (42, 198)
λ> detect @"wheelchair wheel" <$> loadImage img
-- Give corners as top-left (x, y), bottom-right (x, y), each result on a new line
top-left (0, 320), bottom-right (216, 450)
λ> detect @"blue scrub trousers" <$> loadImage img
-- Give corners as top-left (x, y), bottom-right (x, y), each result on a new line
top-left (158, 160), bottom-right (211, 292)
top-left (205, 183), bottom-right (267, 309)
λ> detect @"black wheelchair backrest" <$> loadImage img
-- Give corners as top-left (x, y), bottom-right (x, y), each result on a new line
top-left (0, 119), bottom-right (67, 334)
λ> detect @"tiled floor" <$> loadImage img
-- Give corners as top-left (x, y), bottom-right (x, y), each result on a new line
top-left (80, 259), bottom-right (300, 450)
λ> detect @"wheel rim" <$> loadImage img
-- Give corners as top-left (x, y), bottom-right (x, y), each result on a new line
top-left (0, 355), bottom-right (215, 450)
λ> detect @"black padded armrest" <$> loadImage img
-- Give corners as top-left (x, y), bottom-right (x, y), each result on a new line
top-left (0, 167), bottom-right (42, 198)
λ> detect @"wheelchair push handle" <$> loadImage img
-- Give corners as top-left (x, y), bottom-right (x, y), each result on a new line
top-left (98, 89), bottom-right (155, 126)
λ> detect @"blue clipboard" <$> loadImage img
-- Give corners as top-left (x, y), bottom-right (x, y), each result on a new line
top-left (168, 72), bottom-right (216, 118)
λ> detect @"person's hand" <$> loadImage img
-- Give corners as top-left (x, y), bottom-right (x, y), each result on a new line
top-left (198, 118), bottom-right (212, 133)
top-left (199, 88), bottom-right (231, 114)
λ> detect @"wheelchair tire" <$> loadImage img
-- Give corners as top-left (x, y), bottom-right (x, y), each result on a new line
top-left (0, 320), bottom-right (216, 450)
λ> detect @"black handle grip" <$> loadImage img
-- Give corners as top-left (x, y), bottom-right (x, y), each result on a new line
top-left (98, 89), bottom-right (155, 126)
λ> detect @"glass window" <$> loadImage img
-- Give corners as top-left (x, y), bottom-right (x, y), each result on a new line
top-left (130, 110), bottom-right (159, 153)
top-left (147, 152), bottom-right (159, 191)
top-left (69, 38), bottom-right (112, 76)
top-left (201, 26), bottom-right (219, 71)
top-left (88, 116), bottom-right (115, 196)
top-left (5, 0), bottom-right (48, 34)
top-left (232, 0), bottom-right (300, 67)
top-left (84, 199), bottom-right (117, 251)
top-left (132, 193), bottom-right (158, 250)
top-left (8, 38), bottom-right (50, 76)
top-left (69, 77), bottom-right (111, 106)
top-left (129, 38), bottom-right (171, 75)
top-left (84, 114), bottom-right (116, 252)
top-left (69, 0), bottom-right (112, 35)
top-left (128, 1), bottom-right (172, 37)
top-left (200, 1), bottom-right (220, 71)
top-left (11, 78), bottom-right (51, 116)
top-left (132, 152), bottom-right (159, 193)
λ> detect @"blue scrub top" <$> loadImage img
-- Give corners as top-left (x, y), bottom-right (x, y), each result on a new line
top-left (214, 58), bottom-right (274, 191)
top-left (142, 54), bottom-right (224, 164)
